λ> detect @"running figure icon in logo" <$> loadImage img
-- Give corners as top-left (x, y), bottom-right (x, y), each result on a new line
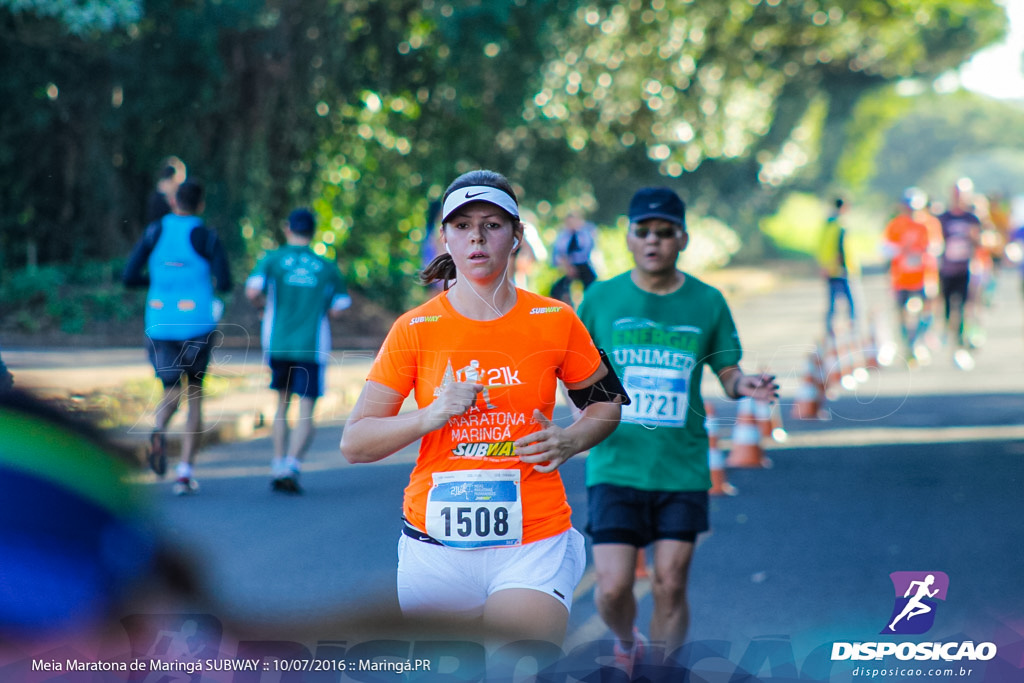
top-left (458, 360), bottom-right (498, 409)
top-left (883, 571), bottom-right (949, 635)
top-left (434, 357), bottom-right (524, 411)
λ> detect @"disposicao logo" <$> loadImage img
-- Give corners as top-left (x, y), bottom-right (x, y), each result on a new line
top-left (831, 571), bottom-right (998, 663)
top-left (883, 571), bottom-right (949, 635)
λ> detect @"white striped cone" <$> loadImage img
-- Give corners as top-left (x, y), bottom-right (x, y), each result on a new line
top-left (706, 402), bottom-right (737, 496)
top-left (823, 336), bottom-right (841, 397)
top-left (862, 321), bottom-right (881, 370)
top-left (791, 352), bottom-right (826, 420)
top-left (754, 398), bottom-right (787, 442)
top-left (727, 398), bottom-right (769, 468)
top-left (838, 331), bottom-right (857, 390)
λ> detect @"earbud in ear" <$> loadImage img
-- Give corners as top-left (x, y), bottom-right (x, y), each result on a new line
top-left (445, 243), bottom-right (451, 255)
top-left (512, 237), bottom-right (520, 250)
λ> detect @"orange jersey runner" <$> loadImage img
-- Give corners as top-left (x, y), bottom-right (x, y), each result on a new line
top-left (367, 289), bottom-right (601, 547)
top-left (884, 213), bottom-right (937, 292)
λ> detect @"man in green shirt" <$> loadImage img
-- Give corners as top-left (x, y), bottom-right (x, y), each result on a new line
top-left (246, 209), bottom-right (351, 494)
top-left (577, 187), bottom-right (777, 669)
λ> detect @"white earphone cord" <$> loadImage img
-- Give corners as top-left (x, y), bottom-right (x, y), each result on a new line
top-left (448, 238), bottom-right (516, 319)
top-left (462, 257), bottom-right (513, 319)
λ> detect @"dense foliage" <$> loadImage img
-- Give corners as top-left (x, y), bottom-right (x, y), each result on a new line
top-left (866, 90), bottom-right (1024, 201)
top-left (0, 0), bottom-right (1009, 312)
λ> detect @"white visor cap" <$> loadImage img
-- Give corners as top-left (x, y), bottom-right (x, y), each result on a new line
top-left (441, 186), bottom-right (520, 223)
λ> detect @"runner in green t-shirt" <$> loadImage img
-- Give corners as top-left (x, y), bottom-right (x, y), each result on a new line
top-left (245, 209), bottom-right (351, 494)
top-left (577, 187), bottom-right (777, 669)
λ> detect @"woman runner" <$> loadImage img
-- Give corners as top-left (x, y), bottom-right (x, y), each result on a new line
top-left (340, 169), bottom-right (625, 646)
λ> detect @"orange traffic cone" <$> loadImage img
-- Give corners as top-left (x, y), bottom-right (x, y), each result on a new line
top-left (823, 335), bottom-right (841, 398)
top-left (706, 402), bottom-right (737, 496)
top-left (754, 397), bottom-right (787, 443)
top-left (727, 398), bottom-right (769, 468)
top-left (837, 331), bottom-right (856, 390)
top-left (791, 350), bottom-right (826, 420)
top-left (814, 341), bottom-right (829, 391)
top-left (862, 321), bottom-right (880, 370)
top-left (838, 325), bottom-right (868, 389)
top-left (635, 548), bottom-right (650, 579)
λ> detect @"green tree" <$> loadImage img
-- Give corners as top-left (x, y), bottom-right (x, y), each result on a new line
top-left (0, 0), bottom-right (141, 34)
top-left (0, 0), bottom-right (1009, 314)
top-left (523, 0), bottom-right (1007, 246)
top-left (866, 90), bottom-right (1024, 201)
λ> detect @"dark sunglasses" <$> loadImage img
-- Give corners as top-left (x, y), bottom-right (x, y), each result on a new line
top-left (632, 226), bottom-right (679, 239)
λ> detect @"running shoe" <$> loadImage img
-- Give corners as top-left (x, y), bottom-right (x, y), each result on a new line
top-left (966, 326), bottom-right (986, 349)
top-left (172, 477), bottom-right (199, 496)
top-left (271, 473), bottom-right (303, 495)
top-left (953, 348), bottom-right (975, 371)
top-left (912, 343), bottom-right (932, 366)
top-left (611, 628), bottom-right (648, 678)
top-left (148, 430), bottom-right (167, 477)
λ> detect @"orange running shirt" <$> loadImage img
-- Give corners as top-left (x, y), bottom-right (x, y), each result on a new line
top-left (884, 214), bottom-right (935, 291)
top-left (367, 289), bottom-right (601, 546)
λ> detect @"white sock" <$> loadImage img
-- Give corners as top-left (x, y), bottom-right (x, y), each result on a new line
top-left (616, 627), bottom-right (643, 653)
top-left (271, 457), bottom-right (286, 477)
top-left (176, 462), bottom-right (192, 479)
top-left (284, 456), bottom-right (301, 474)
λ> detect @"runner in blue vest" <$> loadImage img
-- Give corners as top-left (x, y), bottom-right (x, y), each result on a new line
top-left (123, 180), bottom-right (232, 495)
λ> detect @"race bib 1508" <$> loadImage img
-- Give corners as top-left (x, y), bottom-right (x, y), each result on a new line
top-left (425, 469), bottom-right (523, 548)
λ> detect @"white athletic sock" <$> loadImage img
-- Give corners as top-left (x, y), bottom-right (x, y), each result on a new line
top-left (270, 457), bottom-right (286, 477)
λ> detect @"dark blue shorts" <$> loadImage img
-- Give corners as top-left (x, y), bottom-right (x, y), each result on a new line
top-left (895, 289), bottom-right (926, 308)
top-left (147, 334), bottom-right (214, 387)
top-left (586, 484), bottom-right (709, 546)
top-left (269, 359), bottom-right (322, 399)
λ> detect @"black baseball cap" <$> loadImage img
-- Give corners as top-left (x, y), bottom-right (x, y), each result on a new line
top-left (628, 187), bottom-right (686, 226)
top-left (287, 208), bottom-right (315, 236)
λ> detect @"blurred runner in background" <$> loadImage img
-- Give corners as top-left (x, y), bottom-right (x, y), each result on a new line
top-left (246, 208), bottom-right (351, 495)
top-left (123, 180), bottom-right (233, 495)
top-left (817, 196), bottom-right (859, 338)
top-left (936, 179), bottom-right (982, 370)
top-left (882, 188), bottom-right (940, 364)
top-left (549, 211), bottom-right (597, 306)
top-left (144, 156), bottom-right (187, 226)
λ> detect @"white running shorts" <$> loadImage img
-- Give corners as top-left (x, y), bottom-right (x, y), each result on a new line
top-left (397, 527), bottom-right (586, 620)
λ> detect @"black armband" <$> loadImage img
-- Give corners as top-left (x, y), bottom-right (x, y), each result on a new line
top-left (568, 349), bottom-right (631, 410)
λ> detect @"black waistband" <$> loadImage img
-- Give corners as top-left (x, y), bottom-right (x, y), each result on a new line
top-left (402, 520), bottom-right (443, 546)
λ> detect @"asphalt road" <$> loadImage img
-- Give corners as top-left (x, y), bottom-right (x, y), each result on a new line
top-left (7, 268), bottom-right (1023, 681)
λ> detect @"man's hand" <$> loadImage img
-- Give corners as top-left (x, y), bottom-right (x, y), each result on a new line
top-left (735, 372), bottom-right (779, 402)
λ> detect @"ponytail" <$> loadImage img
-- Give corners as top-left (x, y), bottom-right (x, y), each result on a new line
top-left (419, 253), bottom-right (457, 289)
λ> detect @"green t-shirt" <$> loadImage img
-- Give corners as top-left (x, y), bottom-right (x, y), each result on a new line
top-left (577, 271), bottom-right (742, 492)
top-left (248, 245), bottom-right (350, 363)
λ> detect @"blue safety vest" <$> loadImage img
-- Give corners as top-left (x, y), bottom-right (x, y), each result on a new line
top-left (145, 214), bottom-right (217, 341)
